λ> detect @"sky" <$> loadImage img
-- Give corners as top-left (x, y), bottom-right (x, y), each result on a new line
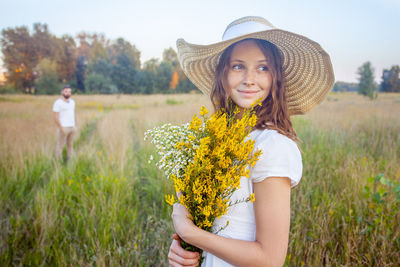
top-left (1, 0), bottom-right (399, 83)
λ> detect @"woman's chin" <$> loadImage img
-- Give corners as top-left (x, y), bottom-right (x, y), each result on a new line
top-left (236, 100), bottom-right (258, 109)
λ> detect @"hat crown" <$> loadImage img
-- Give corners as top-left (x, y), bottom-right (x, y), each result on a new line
top-left (222, 16), bottom-right (276, 41)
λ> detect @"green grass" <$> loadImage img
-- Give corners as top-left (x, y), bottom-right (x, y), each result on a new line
top-left (0, 109), bottom-right (399, 266)
top-left (0, 114), bottom-right (174, 266)
top-left (0, 96), bottom-right (25, 103)
top-left (165, 98), bottom-right (183, 105)
top-left (286, 117), bottom-right (400, 266)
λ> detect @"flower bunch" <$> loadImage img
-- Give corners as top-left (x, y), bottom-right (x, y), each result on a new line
top-left (144, 121), bottom-right (205, 180)
top-left (145, 105), bottom-right (261, 257)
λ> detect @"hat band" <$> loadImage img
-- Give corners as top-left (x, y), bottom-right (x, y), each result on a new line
top-left (222, 21), bottom-right (273, 41)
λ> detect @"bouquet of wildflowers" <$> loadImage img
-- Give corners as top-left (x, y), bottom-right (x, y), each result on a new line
top-left (144, 105), bottom-right (261, 259)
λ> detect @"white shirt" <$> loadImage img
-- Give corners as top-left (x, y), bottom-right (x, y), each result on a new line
top-left (201, 129), bottom-right (303, 267)
top-left (52, 98), bottom-right (75, 127)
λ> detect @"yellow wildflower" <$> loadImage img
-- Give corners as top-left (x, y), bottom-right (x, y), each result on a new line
top-left (249, 193), bottom-right (255, 203)
top-left (189, 115), bottom-right (202, 131)
top-left (200, 106), bottom-right (209, 116)
top-left (165, 194), bottom-right (175, 206)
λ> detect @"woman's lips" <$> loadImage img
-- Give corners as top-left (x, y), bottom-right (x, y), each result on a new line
top-left (238, 90), bottom-right (259, 96)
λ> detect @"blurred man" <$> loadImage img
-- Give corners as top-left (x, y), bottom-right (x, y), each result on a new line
top-left (53, 85), bottom-right (77, 160)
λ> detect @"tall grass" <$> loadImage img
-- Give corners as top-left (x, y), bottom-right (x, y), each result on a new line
top-left (288, 117), bottom-right (400, 266)
top-left (0, 93), bottom-right (399, 266)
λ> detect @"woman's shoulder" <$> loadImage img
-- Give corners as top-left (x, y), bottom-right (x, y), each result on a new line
top-left (250, 129), bottom-right (302, 186)
top-left (250, 129), bottom-right (298, 151)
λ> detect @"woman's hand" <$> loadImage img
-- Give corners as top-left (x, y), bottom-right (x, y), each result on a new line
top-left (171, 203), bottom-right (196, 241)
top-left (168, 233), bottom-right (199, 267)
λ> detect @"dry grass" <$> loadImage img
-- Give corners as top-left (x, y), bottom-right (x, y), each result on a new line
top-left (97, 109), bottom-right (134, 172)
top-left (305, 92), bottom-right (400, 130)
top-left (132, 94), bottom-right (210, 142)
top-left (1, 92), bottom-right (398, 168)
top-left (0, 95), bottom-right (97, 166)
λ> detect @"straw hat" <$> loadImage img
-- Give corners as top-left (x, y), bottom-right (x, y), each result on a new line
top-left (176, 16), bottom-right (335, 115)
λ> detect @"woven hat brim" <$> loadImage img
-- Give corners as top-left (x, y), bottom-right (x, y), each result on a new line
top-left (177, 29), bottom-right (335, 115)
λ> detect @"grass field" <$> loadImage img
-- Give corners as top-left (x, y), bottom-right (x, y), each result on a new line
top-left (0, 92), bottom-right (399, 266)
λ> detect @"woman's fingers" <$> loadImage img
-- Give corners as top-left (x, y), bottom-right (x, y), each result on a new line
top-left (169, 260), bottom-right (198, 267)
top-left (172, 233), bottom-right (181, 241)
top-left (168, 238), bottom-right (199, 267)
top-left (172, 203), bottom-right (190, 217)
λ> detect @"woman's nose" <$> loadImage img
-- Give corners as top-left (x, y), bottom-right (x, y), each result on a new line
top-left (243, 69), bottom-right (256, 86)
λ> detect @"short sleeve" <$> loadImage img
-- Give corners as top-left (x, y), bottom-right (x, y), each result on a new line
top-left (250, 132), bottom-right (302, 187)
top-left (52, 100), bottom-right (60, 112)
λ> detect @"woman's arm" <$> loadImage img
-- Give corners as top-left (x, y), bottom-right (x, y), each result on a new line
top-left (172, 177), bottom-right (291, 267)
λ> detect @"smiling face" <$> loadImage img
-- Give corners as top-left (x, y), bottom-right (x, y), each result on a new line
top-left (225, 39), bottom-right (273, 109)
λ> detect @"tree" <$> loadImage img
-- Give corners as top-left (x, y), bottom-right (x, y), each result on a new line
top-left (135, 70), bottom-right (156, 94)
top-left (75, 55), bottom-right (87, 92)
top-left (357, 61), bottom-right (377, 99)
top-left (163, 47), bottom-right (179, 69)
top-left (35, 58), bottom-right (61, 94)
top-left (332, 81), bottom-right (357, 92)
top-left (111, 53), bottom-right (136, 93)
top-left (88, 58), bottom-right (112, 77)
top-left (1, 24), bottom-right (76, 93)
top-left (110, 38), bottom-right (141, 69)
top-left (380, 65), bottom-right (400, 92)
top-left (1, 26), bottom-right (37, 93)
top-left (87, 33), bottom-right (110, 63)
top-left (85, 73), bottom-right (117, 94)
top-left (175, 78), bottom-right (197, 93)
top-left (157, 61), bottom-right (173, 93)
top-left (160, 47), bottom-right (197, 93)
top-left (54, 35), bottom-right (77, 83)
top-left (108, 38), bottom-right (140, 93)
top-left (32, 23), bottom-right (54, 61)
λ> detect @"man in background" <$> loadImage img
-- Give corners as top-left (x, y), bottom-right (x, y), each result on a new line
top-left (53, 85), bottom-right (77, 160)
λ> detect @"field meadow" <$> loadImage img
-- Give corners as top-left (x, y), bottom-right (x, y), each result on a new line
top-left (0, 92), bottom-right (399, 266)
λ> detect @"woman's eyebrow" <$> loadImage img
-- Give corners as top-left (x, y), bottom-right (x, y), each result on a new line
top-left (231, 58), bottom-right (268, 63)
top-left (230, 59), bottom-right (269, 63)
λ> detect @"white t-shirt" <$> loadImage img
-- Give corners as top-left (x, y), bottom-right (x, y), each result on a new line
top-left (201, 129), bottom-right (302, 267)
top-left (52, 98), bottom-right (75, 127)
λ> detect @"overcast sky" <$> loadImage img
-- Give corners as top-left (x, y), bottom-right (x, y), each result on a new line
top-left (1, 0), bottom-right (399, 83)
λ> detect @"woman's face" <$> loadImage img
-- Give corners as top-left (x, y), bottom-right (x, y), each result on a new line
top-left (226, 39), bottom-right (272, 109)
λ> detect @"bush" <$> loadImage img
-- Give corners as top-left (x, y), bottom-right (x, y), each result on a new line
top-left (0, 83), bottom-right (17, 94)
top-left (85, 73), bottom-right (118, 94)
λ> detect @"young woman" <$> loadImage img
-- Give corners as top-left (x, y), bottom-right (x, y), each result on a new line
top-left (168, 16), bottom-right (334, 267)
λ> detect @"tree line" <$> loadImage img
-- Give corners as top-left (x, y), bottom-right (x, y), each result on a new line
top-left (355, 62), bottom-right (399, 99)
top-left (1, 23), bottom-right (399, 96)
top-left (0, 23), bottom-right (195, 94)
top-left (333, 62), bottom-right (399, 98)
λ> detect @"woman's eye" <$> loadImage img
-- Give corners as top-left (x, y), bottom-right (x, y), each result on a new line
top-left (232, 64), bottom-right (243, 70)
top-left (259, 65), bottom-right (269, 71)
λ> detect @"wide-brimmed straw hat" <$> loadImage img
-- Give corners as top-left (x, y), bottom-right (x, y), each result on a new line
top-left (176, 16), bottom-right (335, 115)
